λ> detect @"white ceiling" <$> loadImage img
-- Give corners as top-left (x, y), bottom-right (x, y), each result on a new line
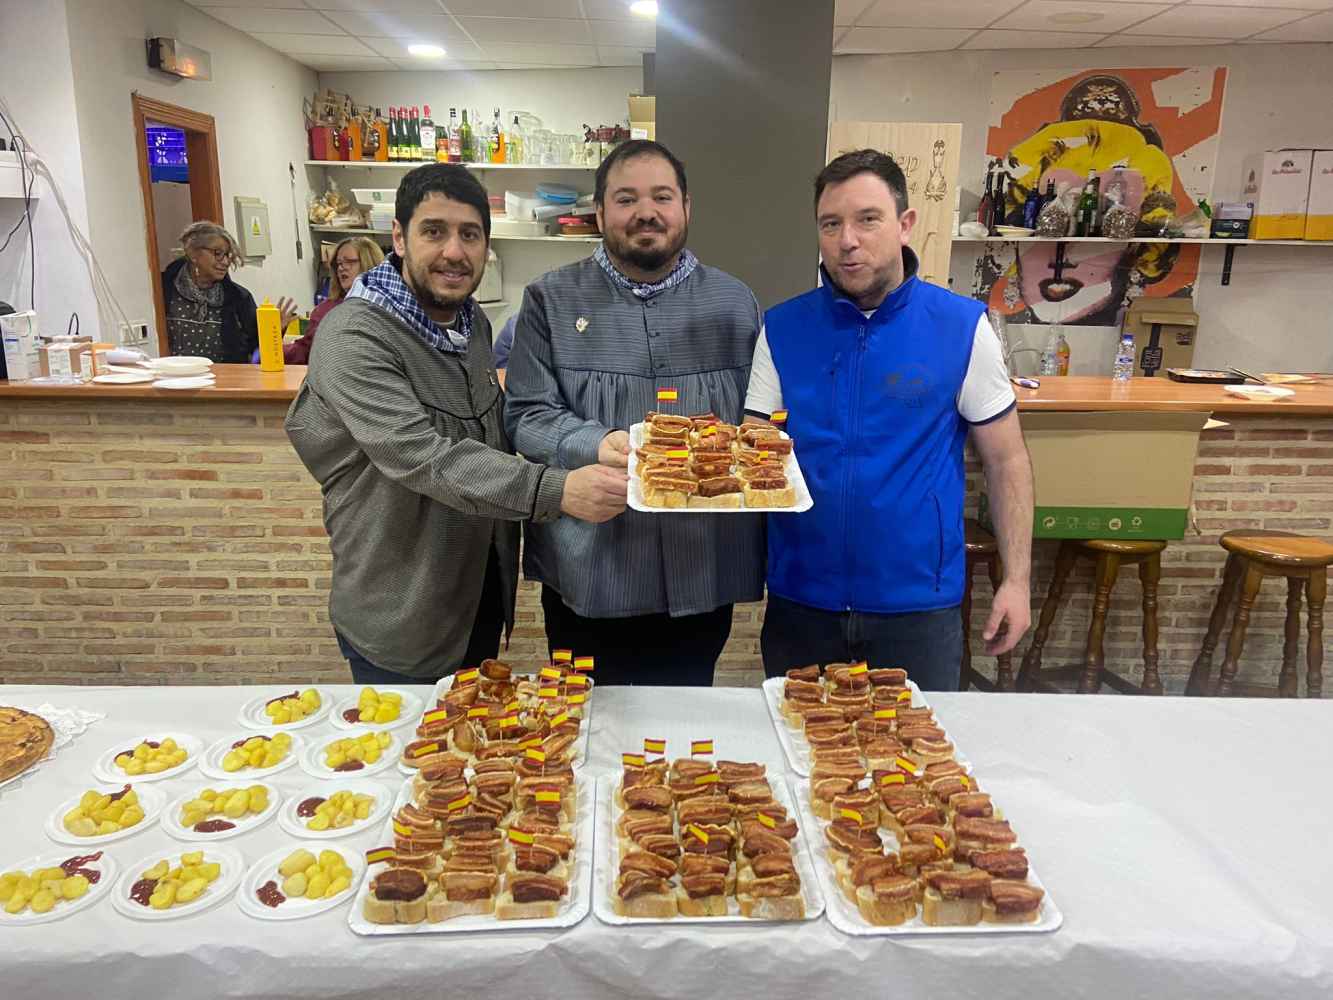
top-left (185, 0), bottom-right (1333, 72)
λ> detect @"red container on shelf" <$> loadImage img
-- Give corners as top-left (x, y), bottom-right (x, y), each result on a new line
top-left (308, 126), bottom-right (341, 161)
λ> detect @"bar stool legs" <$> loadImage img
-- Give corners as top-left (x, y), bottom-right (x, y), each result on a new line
top-left (1021, 539), bottom-right (1166, 695)
top-left (1308, 570), bottom-right (1325, 699)
top-left (1216, 563), bottom-right (1265, 697)
top-left (1079, 554), bottom-right (1120, 694)
top-left (1280, 578), bottom-right (1304, 698)
top-left (1139, 556), bottom-right (1163, 696)
top-left (1187, 554), bottom-right (1243, 696)
top-left (1017, 542), bottom-right (1077, 691)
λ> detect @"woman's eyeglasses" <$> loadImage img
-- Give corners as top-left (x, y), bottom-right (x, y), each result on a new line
top-left (203, 247), bottom-right (232, 261)
top-left (334, 259), bottom-right (360, 271)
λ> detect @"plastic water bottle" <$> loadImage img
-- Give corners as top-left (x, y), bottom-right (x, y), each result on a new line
top-left (1113, 331), bottom-right (1135, 382)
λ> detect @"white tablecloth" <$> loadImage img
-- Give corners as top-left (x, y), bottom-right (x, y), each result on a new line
top-left (2, 683), bottom-right (1331, 1000)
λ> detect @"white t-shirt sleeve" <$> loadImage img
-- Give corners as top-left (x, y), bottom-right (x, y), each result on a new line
top-left (957, 314), bottom-right (1017, 424)
top-left (743, 324), bottom-right (784, 416)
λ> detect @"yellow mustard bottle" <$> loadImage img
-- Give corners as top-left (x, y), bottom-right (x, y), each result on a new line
top-left (256, 298), bottom-right (285, 372)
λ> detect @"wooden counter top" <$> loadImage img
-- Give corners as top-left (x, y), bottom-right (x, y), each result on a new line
top-left (0, 364), bottom-right (306, 402)
top-left (2, 367), bottom-right (1331, 415)
top-left (1012, 375), bottom-right (1333, 415)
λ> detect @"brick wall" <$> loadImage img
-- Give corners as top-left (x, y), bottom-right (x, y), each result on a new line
top-left (1, 399), bottom-right (1328, 693)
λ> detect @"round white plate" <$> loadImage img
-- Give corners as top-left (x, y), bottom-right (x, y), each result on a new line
top-left (298, 731), bottom-right (400, 780)
top-left (328, 688), bottom-right (422, 732)
top-left (198, 733), bottom-right (304, 781)
top-left (92, 372), bottom-right (155, 385)
top-left (0, 849), bottom-right (118, 926)
top-left (110, 845), bottom-right (244, 921)
top-left (91, 732), bottom-right (202, 784)
top-left (153, 376), bottom-right (216, 390)
top-left (234, 842), bottom-right (365, 921)
top-left (160, 782), bottom-right (282, 843)
top-left (236, 688), bottom-right (332, 731)
top-left (996, 225), bottom-right (1035, 237)
top-left (45, 783), bottom-right (166, 847)
top-left (276, 780), bottom-right (392, 840)
top-left (1223, 384), bottom-right (1295, 400)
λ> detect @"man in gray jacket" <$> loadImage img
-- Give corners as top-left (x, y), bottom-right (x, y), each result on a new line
top-left (286, 165), bottom-right (627, 684)
top-left (504, 141), bottom-right (765, 685)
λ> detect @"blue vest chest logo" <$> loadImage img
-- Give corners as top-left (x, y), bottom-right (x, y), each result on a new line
top-left (883, 362), bottom-right (933, 407)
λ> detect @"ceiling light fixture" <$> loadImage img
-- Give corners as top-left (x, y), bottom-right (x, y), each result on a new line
top-left (1048, 11), bottom-right (1104, 25)
top-left (629, 1), bottom-right (659, 18)
top-left (407, 43), bottom-right (446, 58)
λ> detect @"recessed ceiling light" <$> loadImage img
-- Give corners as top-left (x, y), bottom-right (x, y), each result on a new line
top-left (407, 43), bottom-right (446, 58)
top-left (630, 1), bottom-right (658, 17)
top-left (1048, 11), bottom-right (1104, 25)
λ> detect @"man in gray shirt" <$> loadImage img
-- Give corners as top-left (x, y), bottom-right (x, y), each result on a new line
top-left (504, 141), bottom-right (765, 685)
top-left (286, 165), bottom-right (627, 684)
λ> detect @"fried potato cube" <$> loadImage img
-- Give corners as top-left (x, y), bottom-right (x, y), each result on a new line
top-left (281, 872), bottom-right (307, 898)
top-left (61, 875), bottom-right (90, 900)
top-left (278, 850), bottom-right (316, 878)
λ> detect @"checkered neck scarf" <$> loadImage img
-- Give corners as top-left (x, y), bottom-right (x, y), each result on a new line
top-left (347, 253), bottom-right (473, 354)
top-left (594, 243), bottom-right (698, 299)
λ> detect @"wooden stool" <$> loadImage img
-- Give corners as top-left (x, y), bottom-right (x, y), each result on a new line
top-left (960, 520), bottom-right (1014, 692)
top-left (1186, 530), bottom-right (1331, 698)
top-left (1017, 539), bottom-right (1166, 695)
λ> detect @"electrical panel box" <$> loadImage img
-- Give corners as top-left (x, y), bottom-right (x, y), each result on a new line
top-left (234, 196), bottom-right (272, 259)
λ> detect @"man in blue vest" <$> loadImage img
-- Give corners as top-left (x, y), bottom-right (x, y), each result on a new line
top-left (745, 149), bottom-right (1033, 690)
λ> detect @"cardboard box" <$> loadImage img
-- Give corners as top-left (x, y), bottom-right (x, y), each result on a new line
top-left (980, 410), bottom-right (1211, 539)
top-left (0, 310), bottom-right (39, 381)
top-left (1304, 149), bottom-right (1333, 241)
top-left (1241, 149), bottom-right (1313, 240)
top-left (628, 94), bottom-right (655, 141)
top-left (39, 337), bottom-right (92, 379)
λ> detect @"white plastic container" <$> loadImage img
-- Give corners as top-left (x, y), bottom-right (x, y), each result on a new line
top-left (350, 188), bottom-right (397, 209)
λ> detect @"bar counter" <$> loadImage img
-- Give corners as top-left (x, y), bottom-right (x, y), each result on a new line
top-left (3, 367), bottom-right (1332, 414)
top-left (0, 369), bottom-right (1329, 692)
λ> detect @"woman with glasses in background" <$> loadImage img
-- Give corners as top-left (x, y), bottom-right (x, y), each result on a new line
top-left (283, 236), bottom-right (385, 365)
top-left (161, 221), bottom-right (297, 361)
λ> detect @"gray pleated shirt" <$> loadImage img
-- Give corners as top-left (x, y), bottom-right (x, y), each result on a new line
top-left (503, 254), bottom-right (766, 619)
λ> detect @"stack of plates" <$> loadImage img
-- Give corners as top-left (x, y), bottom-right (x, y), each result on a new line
top-left (146, 356), bottom-right (215, 390)
top-left (369, 205), bottom-right (394, 233)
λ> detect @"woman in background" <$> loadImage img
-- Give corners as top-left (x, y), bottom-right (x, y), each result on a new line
top-left (283, 236), bottom-right (385, 365)
top-left (161, 221), bottom-right (295, 361)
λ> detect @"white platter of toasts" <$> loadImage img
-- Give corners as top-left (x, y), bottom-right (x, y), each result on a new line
top-left (760, 677), bottom-right (970, 778)
top-left (346, 776), bottom-right (594, 935)
top-left (626, 422), bottom-right (813, 514)
top-left (593, 774), bottom-right (826, 925)
top-left (793, 781), bottom-right (1062, 937)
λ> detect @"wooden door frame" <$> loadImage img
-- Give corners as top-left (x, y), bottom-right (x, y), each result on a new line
top-left (132, 93), bottom-right (224, 356)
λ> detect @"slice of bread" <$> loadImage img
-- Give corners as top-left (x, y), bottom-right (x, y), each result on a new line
top-left (742, 484), bottom-right (797, 508)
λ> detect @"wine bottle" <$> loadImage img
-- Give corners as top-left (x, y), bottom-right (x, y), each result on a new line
top-left (458, 109), bottom-right (473, 163)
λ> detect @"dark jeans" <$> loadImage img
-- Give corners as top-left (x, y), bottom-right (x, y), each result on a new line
top-left (337, 547), bottom-right (505, 686)
top-left (540, 585), bottom-right (732, 686)
top-left (760, 593), bottom-right (963, 692)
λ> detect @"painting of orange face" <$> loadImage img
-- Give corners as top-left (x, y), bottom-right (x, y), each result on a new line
top-left (975, 67), bottom-right (1226, 327)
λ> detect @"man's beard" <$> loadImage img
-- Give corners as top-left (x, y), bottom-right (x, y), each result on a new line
top-left (605, 220), bottom-right (688, 273)
top-left (402, 247), bottom-right (478, 314)
top-left (830, 258), bottom-right (900, 308)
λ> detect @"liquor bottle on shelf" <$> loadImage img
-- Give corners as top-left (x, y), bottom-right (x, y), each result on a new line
top-left (1021, 179), bottom-right (1045, 230)
top-left (458, 109), bottom-right (473, 163)
top-left (489, 108), bottom-right (505, 163)
top-left (471, 109), bottom-right (486, 162)
top-left (389, 107), bottom-right (401, 161)
top-left (987, 172), bottom-right (1005, 235)
top-left (508, 114), bottom-right (525, 166)
top-left (409, 106), bottom-right (421, 161)
top-left (977, 166), bottom-right (994, 230)
top-left (1075, 170), bottom-right (1102, 237)
top-left (447, 109), bottom-right (460, 162)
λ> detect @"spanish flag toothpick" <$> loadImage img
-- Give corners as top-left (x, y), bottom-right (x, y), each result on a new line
top-left (690, 739), bottom-right (713, 756)
top-left (657, 387), bottom-right (679, 402)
